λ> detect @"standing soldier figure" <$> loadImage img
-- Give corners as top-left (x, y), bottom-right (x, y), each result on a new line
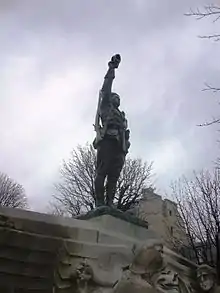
top-left (93, 54), bottom-right (130, 207)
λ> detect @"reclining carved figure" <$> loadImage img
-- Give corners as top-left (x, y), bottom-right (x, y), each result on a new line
top-left (69, 242), bottom-right (192, 293)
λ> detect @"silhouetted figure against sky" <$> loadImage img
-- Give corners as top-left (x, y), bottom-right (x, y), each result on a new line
top-left (93, 54), bottom-right (130, 207)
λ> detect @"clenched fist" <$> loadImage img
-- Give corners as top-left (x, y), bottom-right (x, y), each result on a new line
top-left (108, 54), bottom-right (121, 69)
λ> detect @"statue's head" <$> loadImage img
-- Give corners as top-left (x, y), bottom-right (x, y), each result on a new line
top-left (130, 242), bottom-right (164, 275)
top-left (197, 264), bottom-right (216, 292)
top-left (111, 92), bottom-right (120, 108)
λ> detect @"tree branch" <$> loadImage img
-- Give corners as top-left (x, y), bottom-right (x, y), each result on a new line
top-left (0, 173), bottom-right (27, 208)
top-left (185, 5), bottom-right (220, 22)
top-left (50, 144), bottom-right (153, 216)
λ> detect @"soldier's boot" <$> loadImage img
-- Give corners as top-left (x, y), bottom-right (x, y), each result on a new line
top-left (95, 174), bottom-right (105, 207)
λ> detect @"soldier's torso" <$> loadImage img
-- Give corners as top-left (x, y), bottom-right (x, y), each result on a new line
top-left (97, 101), bottom-right (129, 153)
top-left (100, 104), bottom-right (126, 131)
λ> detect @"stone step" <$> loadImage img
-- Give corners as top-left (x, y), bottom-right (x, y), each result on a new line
top-left (0, 225), bottom-right (58, 292)
top-left (0, 211), bottom-right (138, 250)
top-left (0, 206), bottom-right (100, 240)
top-left (0, 258), bottom-right (53, 278)
top-left (0, 207), bottom-right (158, 246)
top-left (0, 272), bottom-right (53, 292)
top-left (0, 224), bottom-right (133, 292)
top-left (0, 225), bottom-right (133, 256)
top-left (0, 287), bottom-right (52, 293)
top-left (0, 245), bottom-right (55, 265)
top-left (0, 227), bottom-right (62, 251)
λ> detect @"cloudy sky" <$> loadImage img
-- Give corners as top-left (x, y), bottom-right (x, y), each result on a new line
top-left (0, 0), bottom-right (220, 211)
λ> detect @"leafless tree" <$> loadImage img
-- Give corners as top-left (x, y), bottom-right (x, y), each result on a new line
top-left (185, 4), bottom-right (220, 127)
top-left (50, 143), bottom-right (153, 216)
top-left (185, 5), bottom-right (220, 41)
top-left (170, 168), bottom-right (220, 267)
top-left (0, 172), bottom-right (28, 208)
top-left (115, 157), bottom-right (153, 212)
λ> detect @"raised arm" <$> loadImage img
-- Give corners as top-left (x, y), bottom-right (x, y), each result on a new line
top-left (101, 54), bottom-right (121, 105)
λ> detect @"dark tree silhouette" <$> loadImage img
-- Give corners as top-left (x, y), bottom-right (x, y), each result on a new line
top-left (0, 172), bottom-right (27, 208)
top-left (50, 143), bottom-right (153, 216)
top-left (170, 168), bottom-right (220, 268)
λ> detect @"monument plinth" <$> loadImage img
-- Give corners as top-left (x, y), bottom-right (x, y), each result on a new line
top-left (0, 205), bottom-right (208, 293)
top-left (76, 206), bottom-right (161, 242)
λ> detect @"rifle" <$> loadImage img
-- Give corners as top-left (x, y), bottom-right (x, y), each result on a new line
top-left (93, 90), bottom-right (103, 149)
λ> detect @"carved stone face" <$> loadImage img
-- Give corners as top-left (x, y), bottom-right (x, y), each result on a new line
top-left (197, 271), bottom-right (215, 292)
top-left (111, 93), bottom-right (120, 108)
top-left (155, 270), bottom-right (179, 293)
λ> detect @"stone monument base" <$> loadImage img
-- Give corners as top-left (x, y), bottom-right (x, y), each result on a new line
top-left (77, 206), bottom-right (159, 242)
top-left (0, 206), bottom-right (200, 293)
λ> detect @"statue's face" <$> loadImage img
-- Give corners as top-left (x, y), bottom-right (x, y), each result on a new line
top-left (111, 93), bottom-right (120, 108)
top-left (198, 271), bottom-right (214, 291)
top-left (155, 270), bottom-right (179, 293)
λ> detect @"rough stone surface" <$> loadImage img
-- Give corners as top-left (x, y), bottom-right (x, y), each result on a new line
top-left (0, 206), bottom-right (215, 293)
top-left (0, 216), bottom-right (60, 292)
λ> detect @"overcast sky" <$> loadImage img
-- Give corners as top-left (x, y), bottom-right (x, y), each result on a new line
top-left (0, 0), bottom-right (220, 211)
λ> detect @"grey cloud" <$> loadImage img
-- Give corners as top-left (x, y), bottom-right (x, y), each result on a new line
top-left (0, 0), bottom-right (219, 211)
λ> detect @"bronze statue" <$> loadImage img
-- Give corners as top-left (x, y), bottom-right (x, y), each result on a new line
top-left (93, 54), bottom-right (130, 207)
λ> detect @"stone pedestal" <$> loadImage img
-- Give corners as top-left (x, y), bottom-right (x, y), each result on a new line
top-left (0, 206), bottom-right (204, 293)
top-left (77, 206), bottom-right (159, 242)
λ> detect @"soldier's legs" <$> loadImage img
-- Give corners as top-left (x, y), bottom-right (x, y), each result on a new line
top-left (94, 140), bottom-right (109, 207)
top-left (106, 176), bottom-right (118, 207)
top-left (106, 152), bottom-right (125, 206)
top-left (95, 174), bottom-right (105, 207)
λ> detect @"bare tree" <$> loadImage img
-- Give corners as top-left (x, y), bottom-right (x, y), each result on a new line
top-left (170, 168), bottom-right (220, 267)
top-left (185, 4), bottom-right (220, 127)
top-left (0, 172), bottom-right (28, 208)
top-left (185, 5), bottom-right (220, 41)
top-left (50, 143), bottom-right (153, 216)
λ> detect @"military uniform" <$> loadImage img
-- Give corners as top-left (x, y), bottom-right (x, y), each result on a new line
top-left (93, 55), bottom-right (130, 207)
